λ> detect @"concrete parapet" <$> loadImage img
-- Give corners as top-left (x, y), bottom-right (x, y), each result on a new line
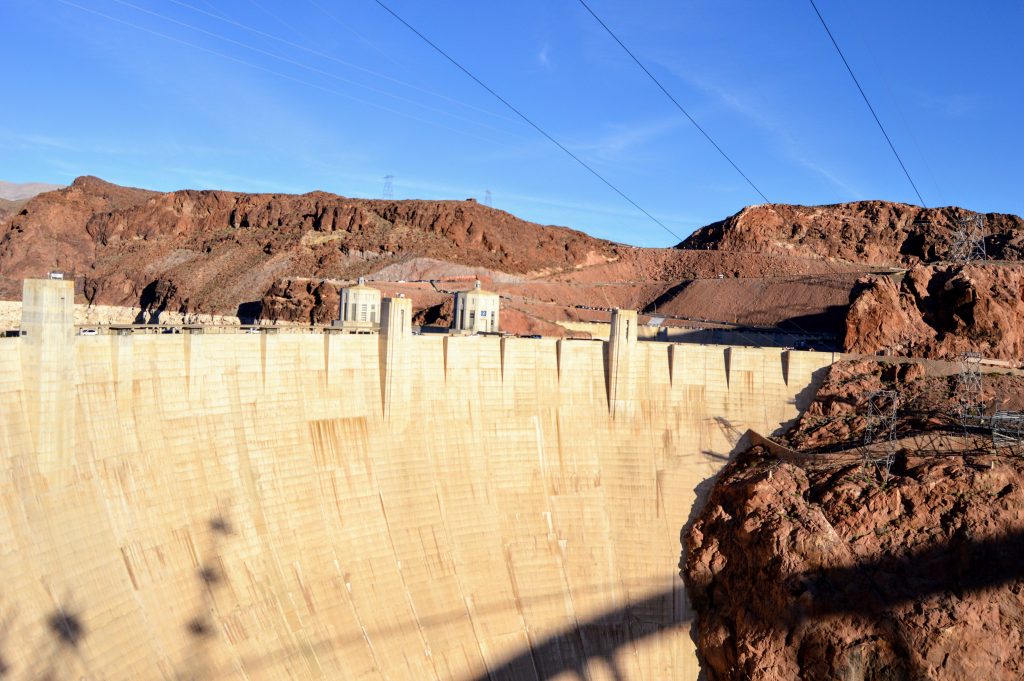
top-left (19, 277), bottom-right (75, 473)
top-left (379, 296), bottom-right (413, 423)
top-left (607, 308), bottom-right (638, 417)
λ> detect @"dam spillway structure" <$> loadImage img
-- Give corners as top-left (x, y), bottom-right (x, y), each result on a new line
top-left (0, 277), bottom-right (836, 680)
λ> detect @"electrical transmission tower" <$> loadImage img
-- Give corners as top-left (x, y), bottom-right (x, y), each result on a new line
top-left (954, 351), bottom-right (984, 435)
top-left (949, 214), bottom-right (987, 263)
top-left (863, 389), bottom-right (900, 479)
top-left (484, 189), bottom-right (492, 207)
top-left (382, 175), bottom-right (394, 200)
top-left (991, 411), bottom-right (1024, 454)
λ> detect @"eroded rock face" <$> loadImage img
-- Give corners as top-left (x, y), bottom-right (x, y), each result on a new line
top-left (679, 202), bottom-right (1024, 266)
top-left (259, 278), bottom-right (342, 325)
top-left (844, 264), bottom-right (1024, 359)
top-left (685, 448), bottom-right (1024, 681)
top-left (685, 360), bottom-right (1024, 680)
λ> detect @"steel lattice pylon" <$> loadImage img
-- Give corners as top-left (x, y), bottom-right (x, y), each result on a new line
top-left (954, 352), bottom-right (984, 434)
top-left (949, 214), bottom-right (987, 263)
top-left (863, 389), bottom-right (900, 479)
top-left (991, 411), bottom-right (1024, 454)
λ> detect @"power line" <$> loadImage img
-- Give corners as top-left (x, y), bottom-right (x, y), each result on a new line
top-left (165, 0), bottom-right (520, 125)
top-left (575, 0), bottom-right (770, 205)
top-left (54, 0), bottom-right (510, 147)
top-left (807, 0), bottom-right (927, 208)
top-left (106, 0), bottom-right (524, 141)
top-left (371, 0), bottom-right (681, 242)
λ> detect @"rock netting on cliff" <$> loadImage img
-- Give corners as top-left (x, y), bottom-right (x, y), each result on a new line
top-left (684, 359), bottom-right (1024, 680)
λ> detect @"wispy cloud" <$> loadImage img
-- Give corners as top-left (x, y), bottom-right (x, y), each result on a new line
top-left (915, 91), bottom-right (978, 119)
top-left (643, 61), bottom-right (863, 198)
top-left (160, 167), bottom-right (307, 194)
top-left (0, 128), bottom-right (225, 158)
top-left (570, 117), bottom-right (683, 163)
top-left (537, 43), bottom-right (552, 69)
top-left (0, 129), bottom-right (137, 156)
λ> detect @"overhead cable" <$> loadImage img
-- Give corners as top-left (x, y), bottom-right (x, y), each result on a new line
top-left (807, 0), bottom-right (927, 207)
top-left (371, 0), bottom-right (682, 241)
top-left (55, 0), bottom-right (510, 145)
top-left (576, 0), bottom-right (771, 205)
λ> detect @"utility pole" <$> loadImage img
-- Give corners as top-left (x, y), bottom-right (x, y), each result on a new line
top-left (382, 175), bottom-right (394, 200)
top-left (484, 189), bottom-right (492, 207)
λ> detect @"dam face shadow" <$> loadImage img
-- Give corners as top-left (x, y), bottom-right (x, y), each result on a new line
top-left (457, 514), bottom-right (1024, 681)
top-left (464, 584), bottom-right (690, 681)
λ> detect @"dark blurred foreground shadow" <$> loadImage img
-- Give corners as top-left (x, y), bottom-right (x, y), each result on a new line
top-left (465, 584), bottom-right (689, 681)
top-left (7, 525), bottom-right (1024, 680)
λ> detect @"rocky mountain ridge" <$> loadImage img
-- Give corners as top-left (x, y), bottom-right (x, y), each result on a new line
top-left (0, 176), bottom-right (625, 316)
top-left (680, 201), bottom-right (1024, 266)
top-left (4, 176), bottom-right (1023, 349)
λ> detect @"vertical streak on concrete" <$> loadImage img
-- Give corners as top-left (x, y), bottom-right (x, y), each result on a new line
top-left (606, 309), bottom-right (637, 418)
top-left (185, 331), bottom-right (201, 403)
top-left (379, 297), bottom-right (412, 424)
top-left (260, 331), bottom-right (268, 392)
top-left (112, 333), bottom-right (134, 412)
top-left (323, 332), bottom-right (331, 387)
top-left (667, 344), bottom-right (677, 387)
top-left (500, 336), bottom-right (508, 383)
top-left (19, 278), bottom-right (75, 474)
top-left (556, 338), bottom-right (565, 382)
top-left (442, 336), bottom-right (451, 383)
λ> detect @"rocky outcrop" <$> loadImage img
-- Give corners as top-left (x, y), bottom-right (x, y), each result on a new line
top-left (680, 201), bottom-right (1024, 266)
top-left (685, 359), bottom-right (1024, 680)
top-left (259, 278), bottom-right (342, 325)
top-left (686, 447), bottom-right (1024, 681)
top-left (844, 264), bottom-right (1024, 359)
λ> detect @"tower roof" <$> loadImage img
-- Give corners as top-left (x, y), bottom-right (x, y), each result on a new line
top-left (344, 276), bottom-right (379, 293)
top-left (458, 279), bottom-right (497, 297)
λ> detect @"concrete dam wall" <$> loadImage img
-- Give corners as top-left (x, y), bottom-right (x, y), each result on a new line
top-left (0, 279), bottom-right (836, 680)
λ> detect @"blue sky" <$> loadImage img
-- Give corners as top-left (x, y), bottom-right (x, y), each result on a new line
top-left (2, 1), bottom-right (1021, 246)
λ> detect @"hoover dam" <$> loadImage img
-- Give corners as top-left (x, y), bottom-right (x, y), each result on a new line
top-left (0, 278), bottom-right (836, 680)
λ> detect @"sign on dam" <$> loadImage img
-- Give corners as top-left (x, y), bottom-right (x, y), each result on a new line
top-left (0, 278), bottom-right (835, 680)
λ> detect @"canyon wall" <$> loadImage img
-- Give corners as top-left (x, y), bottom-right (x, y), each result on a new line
top-left (0, 279), bottom-right (835, 681)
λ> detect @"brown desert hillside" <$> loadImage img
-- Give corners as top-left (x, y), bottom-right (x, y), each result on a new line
top-left (0, 176), bottom-right (628, 315)
top-left (680, 201), bottom-right (1024, 266)
top-left (0, 176), bottom-right (873, 332)
top-left (4, 176), bottom-right (1021, 349)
